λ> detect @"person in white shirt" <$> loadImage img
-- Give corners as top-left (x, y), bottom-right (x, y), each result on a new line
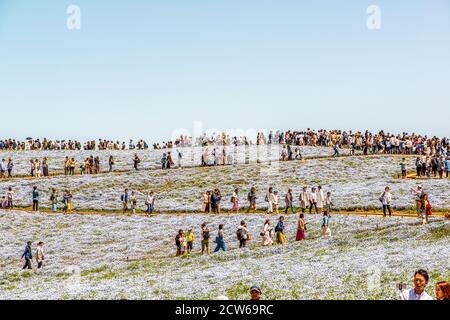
top-left (399, 269), bottom-right (433, 300)
top-left (299, 186), bottom-right (308, 213)
top-left (316, 186), bottom-right (324, 213)
top-left (309, 187), bottom-right (318, 214)
top-left (379, 186), bottom-right (392, 217)
top-left (273, 191), bottom-right (279, 214)
top-left (266, 188), bottom-right (275, 214)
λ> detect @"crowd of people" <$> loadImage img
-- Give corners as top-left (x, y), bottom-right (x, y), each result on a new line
top-left (200, 186), bottom-right (334, 216)
top-left (2, 129), bottom-right (449, 156)
top-left (173, 213), bottom-right (324, 256)
top-left (0, 182), bottom-right (439, 227)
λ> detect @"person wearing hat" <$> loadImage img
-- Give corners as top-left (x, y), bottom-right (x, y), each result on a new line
top-left (250, 286), bottom-right (262, 300)
top-left (299, 186), bottom-right (308, 213)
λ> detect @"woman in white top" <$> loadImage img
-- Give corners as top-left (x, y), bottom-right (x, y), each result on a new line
top-left (316, 186), bottom-right (324, 213)
top-left (299, 186), bottom-right (308, 213)
top-left (379, 186), bottom-right (392, 217)
top-left (265, 187), bottom-right (274, 214)
top-left (262, 219), bottom-right (274, 246)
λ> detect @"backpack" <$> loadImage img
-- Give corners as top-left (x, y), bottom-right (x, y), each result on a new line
top-left (236, 228), bottom-right (243, 241)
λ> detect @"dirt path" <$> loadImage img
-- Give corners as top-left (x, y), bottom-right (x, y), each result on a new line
top-left (0, 153), bottom-right (421, 181)
top-left (3, 207), bottom-right (447, 219)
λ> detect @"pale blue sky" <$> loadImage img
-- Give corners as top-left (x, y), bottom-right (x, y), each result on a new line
top-left (1, 0), bottom-right (449, 142)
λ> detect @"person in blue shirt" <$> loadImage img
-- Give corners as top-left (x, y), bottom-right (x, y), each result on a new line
top-left (32, 186), bottom-right (39, 211)
top-left (445, 158), bottom-right (450, 178)
top-left (21, 241), bottom-right (33, 269)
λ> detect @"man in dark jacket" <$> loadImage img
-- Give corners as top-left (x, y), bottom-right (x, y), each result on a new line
top-left (21, 241), bottom-right (33, 270)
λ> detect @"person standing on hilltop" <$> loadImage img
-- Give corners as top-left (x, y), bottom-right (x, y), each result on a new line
top-left (133, 154), bottom-right (141, 170)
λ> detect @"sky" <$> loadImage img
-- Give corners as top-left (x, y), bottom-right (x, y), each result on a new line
top-left (1, 0), bottom-right (449, 142)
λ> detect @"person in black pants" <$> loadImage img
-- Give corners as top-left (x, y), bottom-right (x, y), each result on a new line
top-left (21, 241), bottom-right (33, 270)
top-left (32, 186), bottom-right (39, 211)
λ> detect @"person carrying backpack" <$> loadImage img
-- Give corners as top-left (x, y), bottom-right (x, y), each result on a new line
top-left (201, 223), bottom-right (210, 254)
top-left (21, 241), bottom-right (33, 270)
top-left (237, 221), bottom-right (250, 248)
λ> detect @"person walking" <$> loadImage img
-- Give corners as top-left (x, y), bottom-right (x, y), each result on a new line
top-left (36, 242), bottom-right (44, 269)
top-left (202, 191), bottom-right (211, 213)
top-left (175, 230), bottom-right (184, 256)
top-left (400, 158), bottom-right (407, 179)
top-left (299, 186), bottom-right (308, 213)
top-left (186, 229), bottom-right (194, 254)
top-left (214, 224), bottom-right (227, 252)
top-left (325, 191), bottom-right (333, 217)
top-left (296, 214), bottom-right (306, 241)
top-left (0, 159), bottom-right (7, 179)
top-left (130, 191), bottom-right (137, 214)
top-left (201, 223), bottom-right (211, 254)
top-left (273, 191), bottom-right (279, 214)
top-left (211, 189), bottom-right (222, 214)
top-left (108, 155), bottom-right (114, 172)
top-left (420, 193), bottom-right (431, 224)
top-left (246, 187), bottom-right (257, 213)
top-left (321, 211), bottom-right (331, 236)
top-left (145, 191), bottom-right (155, 215)
top-left (121, 188), bottom-right (129, 213)
top-left (231, 189), bottom-right (239, 213)
top-left (265, 187), bottom-right (274, 214)
top-left (133, 154), bottom-right (141, 170)
top-left (50, 189), bottom-right (58, 212)
top-left (32, 186), bottom-right (39, 212)
top-left (262, 219), bottom-right (274, 246)
top-left (7, 187), bottom-right (13, 209)
top-left (7, 158), bottom-right (13, 178)
top-left (309, 187), bottom-right (318, 214)
top-left (379, 186), bottom-right (392, 217)
top-left (42, 158), bottom-right (49, 177)
top-left (237, 221), bottom-right (249, 248)
top-left (21, 241), bottom-right (33, 270)
top-left (316, 186), bottom-right (324, 214)
top-left (284, 188), bottom-right (295, 214)
top-left (275, 216), bottom-right (286, 245)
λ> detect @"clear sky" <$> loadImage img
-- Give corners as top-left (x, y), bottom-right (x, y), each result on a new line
top-left (1, 0), bottom-right (449, 142)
